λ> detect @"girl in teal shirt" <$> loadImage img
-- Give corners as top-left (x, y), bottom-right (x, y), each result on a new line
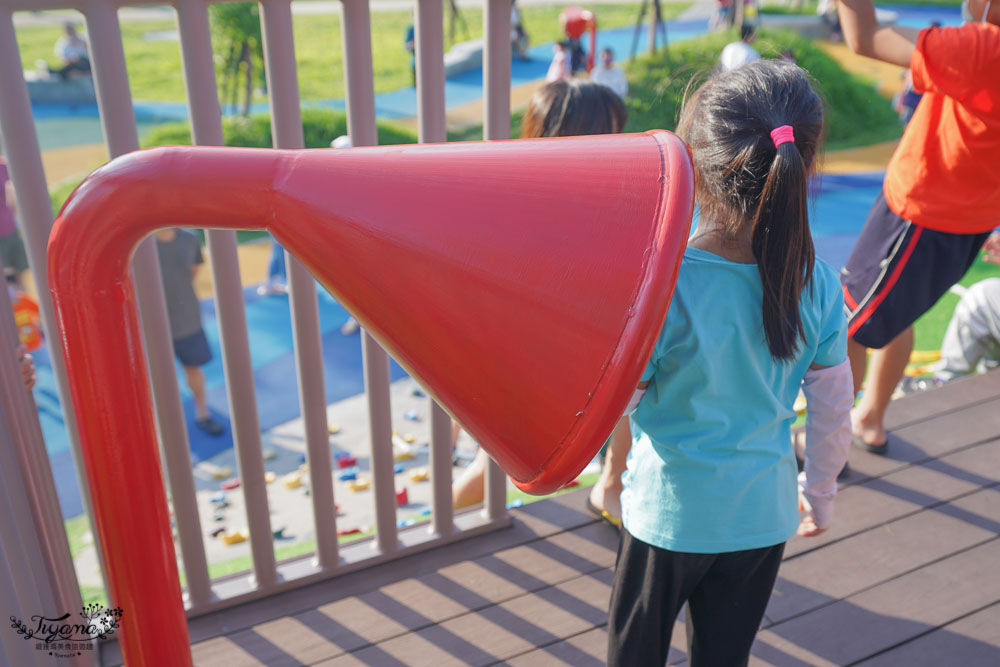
top-left (608, 60), bottom-right (854, 665)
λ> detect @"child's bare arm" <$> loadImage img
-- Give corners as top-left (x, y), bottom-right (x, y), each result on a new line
top-left (838, 0), bottom-right (923, 67)
top-left (18, 344), bottom-right (35, 391)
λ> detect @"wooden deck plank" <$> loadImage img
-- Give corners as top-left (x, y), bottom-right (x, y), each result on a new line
top-left (769, 487), bottom-right (1000, 623)
top-left (504, 627), bottom-right (607, 666)
top-left (224, 519), bottom-right (615, 666)
top-left (311, 569), bottom-right (616, 666)
top-left (753, 538), bottom-right (1000, 666)
top-left (191, 637), bottom-right (268, 667)
top-left (882, 369), bottom-right (1000, 428)
top-left (221, 616), bottom-right (353, 667)
top-left (784, 437), bottom-right (1000, 558)
top-left (854, 601), bottom-right (1000, 666)
top-left (847, 397), bottom-right (1000, 480)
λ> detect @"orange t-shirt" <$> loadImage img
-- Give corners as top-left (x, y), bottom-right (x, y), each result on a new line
top-left (883, 23), bottom-right (1000, 234)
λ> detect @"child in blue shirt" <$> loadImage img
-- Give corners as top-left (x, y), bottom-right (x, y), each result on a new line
top-left (608, 60), bottom-right (853, 665)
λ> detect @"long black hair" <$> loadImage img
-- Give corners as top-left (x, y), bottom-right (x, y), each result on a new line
top-left (677, 60), bottom-right (824, 360)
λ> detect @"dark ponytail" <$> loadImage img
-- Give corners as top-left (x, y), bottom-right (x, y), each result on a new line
top-left (751, 137), bottom-right (815, 359)
top-left (677, 60), bottom-right (823, 360)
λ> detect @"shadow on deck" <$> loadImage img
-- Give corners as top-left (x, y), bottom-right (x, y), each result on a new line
top-left (104, 371), bottom-right (1000, 666)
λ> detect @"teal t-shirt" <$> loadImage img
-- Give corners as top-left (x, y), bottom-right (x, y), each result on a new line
top-left (620, 247), bottom-right (847, 554)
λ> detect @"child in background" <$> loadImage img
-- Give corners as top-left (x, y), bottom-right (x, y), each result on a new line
top-left (545, 42), bottom-right (570, 82)
top-left (607, 60), bottom-right (853, 665)
top-left (591, 47), bottom-right (628, 99)
top-left (837, 0), bottom-right (1000, 456)
top-left (155, 228), bottom-right (225, 437)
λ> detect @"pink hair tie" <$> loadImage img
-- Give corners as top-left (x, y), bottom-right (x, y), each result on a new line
top-left (770, 125), bottom-right (795, 148)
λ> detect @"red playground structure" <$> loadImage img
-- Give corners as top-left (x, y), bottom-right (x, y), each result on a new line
top-left (48, 132), bottom-right (693, 664)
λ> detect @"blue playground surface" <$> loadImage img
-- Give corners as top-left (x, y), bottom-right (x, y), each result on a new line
top-left (37, 172), bottom-right (884, 519)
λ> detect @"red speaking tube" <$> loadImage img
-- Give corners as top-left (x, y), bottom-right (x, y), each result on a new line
top-left (48, 132), bottom-right (694, 664)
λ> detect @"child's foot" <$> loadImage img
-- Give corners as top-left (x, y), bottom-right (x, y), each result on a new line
top-left (196, 416), bottom-right (225, 437)
top-left (587, 481), bottom-right (622, 527)
top-left (850, 407), bottom-right (888, 454)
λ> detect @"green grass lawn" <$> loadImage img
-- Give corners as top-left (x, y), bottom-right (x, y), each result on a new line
top-left (623, 28), bottom-right (903, 149)
top-left (17, 4), bottom-right (683, 103)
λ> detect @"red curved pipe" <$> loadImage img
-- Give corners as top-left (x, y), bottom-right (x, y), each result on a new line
top-left (49, 148), bottom-right (279, 666)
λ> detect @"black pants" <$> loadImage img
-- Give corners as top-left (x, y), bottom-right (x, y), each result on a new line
top-left (607, 529), bottom-right (784, 667)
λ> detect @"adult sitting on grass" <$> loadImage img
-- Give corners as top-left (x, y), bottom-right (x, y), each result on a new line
top-left (837, 0), bottom-right (1000, 456)
top-left (52, 22), bottom-right (90, 81)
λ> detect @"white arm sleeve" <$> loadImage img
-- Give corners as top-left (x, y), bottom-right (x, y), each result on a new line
top-left (797, 359), bottom-right (853, 529)
top-left (625, 388), bottom-right (647, 415)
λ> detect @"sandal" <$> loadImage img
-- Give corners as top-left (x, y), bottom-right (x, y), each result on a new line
top-left (585, 496), bottom-right (622, 530)
top-left (852, 435), bottom-right (888, 456)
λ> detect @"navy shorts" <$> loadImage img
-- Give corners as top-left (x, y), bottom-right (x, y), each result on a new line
top-left (841, 192), bottom-right (989, 349)
top-left (173, 329), bottom-right (212, 368)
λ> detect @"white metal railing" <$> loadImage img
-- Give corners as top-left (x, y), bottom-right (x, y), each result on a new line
top-left (0, 0), bottom-right (511, 660)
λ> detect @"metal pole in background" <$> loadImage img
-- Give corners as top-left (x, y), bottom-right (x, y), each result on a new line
top-left (169, 0), bottom-right (235, 609)
top-left (260, 0), bottom-right (340, 570)
top-left (0, 9), bottom-right (104, 607)
top-left (340, 0), bottom-right (399, 554)
top-left (161, 0), bottom-right (279, 592)
top-left (415, 0), bottom-right (455, 538)
top-left (0, 253), bottom-right (91, 667)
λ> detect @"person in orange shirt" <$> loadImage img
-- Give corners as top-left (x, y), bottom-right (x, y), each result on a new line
top-left (838, 0), bottom-right (1000, 454)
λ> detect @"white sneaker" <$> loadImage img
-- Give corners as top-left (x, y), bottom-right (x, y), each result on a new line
top-left (340, 317), bottom-right (360, 335)
top-left (256, 280), bottom-right (287, 297)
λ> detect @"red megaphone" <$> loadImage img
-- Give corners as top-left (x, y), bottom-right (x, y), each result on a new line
top-left (51, 131), bottom-right (693, 496)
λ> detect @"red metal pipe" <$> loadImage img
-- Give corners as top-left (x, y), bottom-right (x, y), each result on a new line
top-left (49, 148), bottom-right (277, 666)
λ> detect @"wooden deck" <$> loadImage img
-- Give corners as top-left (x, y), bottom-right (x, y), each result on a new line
top-left (105, 371), bottom-right (1000, 666)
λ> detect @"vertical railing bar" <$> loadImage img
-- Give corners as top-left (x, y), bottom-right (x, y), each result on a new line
top-left (0, 251), bottom-right (87, 637)
top-left (414, 0), bottom-right (454, 538)
top-left (165, 4), bottom-right (280, 591)
top-left (0, 256), bottom-right (91, 667)
top-left (0, 495), bottom-right (51, 667)
top-left (259, 0), bottom-right (340, 569)
top-left (89, 0), bottom-right (276, 593)
top-left (84, 0), bottom-right (222, 608)
top-left (0, 8), bottom-right (105, 612)
top-left (167, 0), bottom-right (236, 609)
top-left (482, 0), bottom-right (511, 520)
top-left (340, 0), bottom-right (398, 554)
